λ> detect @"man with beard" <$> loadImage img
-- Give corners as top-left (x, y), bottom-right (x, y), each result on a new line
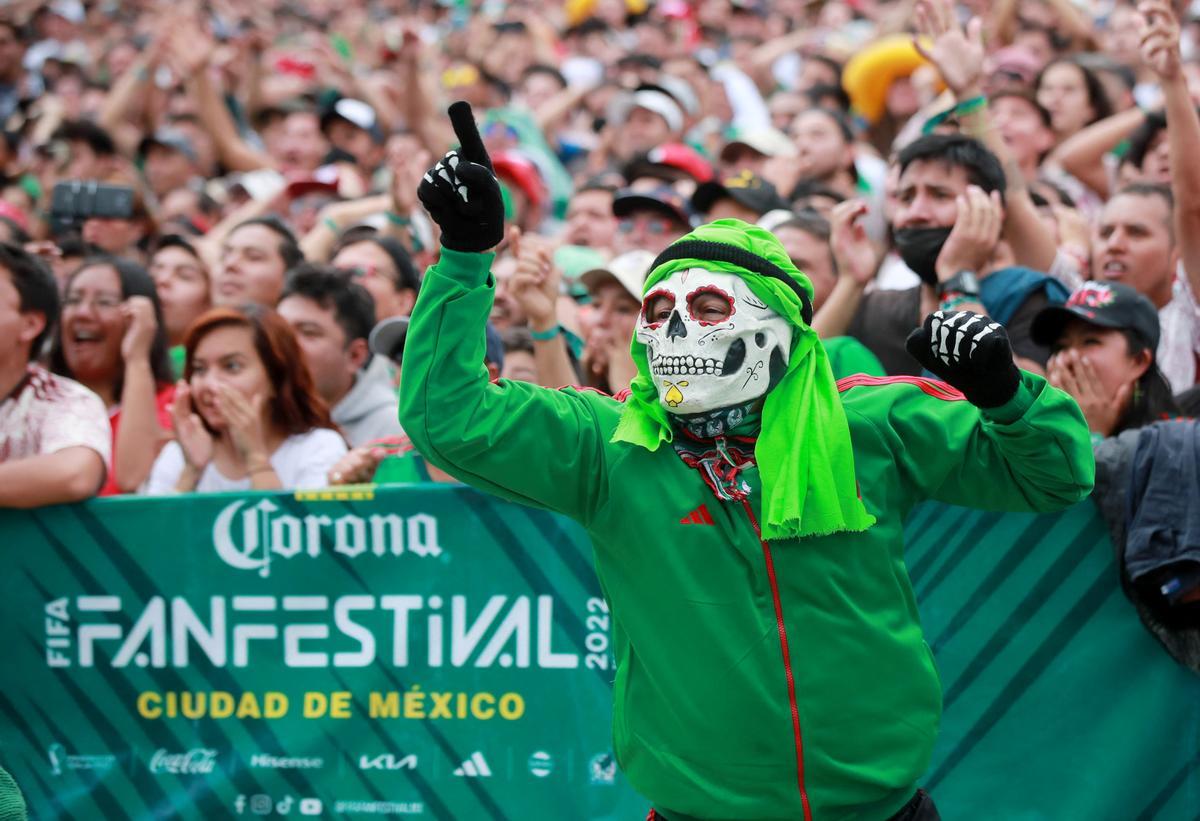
top-left (400, 102), bottom-right (1094, 821)
top-left (839, 133), bottom-right (1068, 375)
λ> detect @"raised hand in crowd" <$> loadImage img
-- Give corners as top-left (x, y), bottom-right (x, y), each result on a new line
top-left (328, 446), bottom-right (385, 486)
top-left (1138, 0), bottom-right (1182, 82)
top-left (812, 199), bottom-right (879, 339)
top-left (914, 0), bottom-right (1060, 276)
top-left (913, 0), bottom-right (985, 100)
top-left (171, 381), bottom-right (214, 488)
top-left (506, 227), bottom-right (578, 388)
top-left (1048, 347), bottom-right (1129, 436)
top-left (1137, 0), bottom-right (1200, 305)
top-left (906, 309), bottom-right (1022, 408)
top-left (417, 102), bottom-right (505, 254)
top-left (118, 296), bottom-right (158, 363)
top-left (214, 383), bottom-right (279, 487)
top-left (934, 186), bottom-right (1004, 292)
top-left (508, 228), bottom-right (560, 334)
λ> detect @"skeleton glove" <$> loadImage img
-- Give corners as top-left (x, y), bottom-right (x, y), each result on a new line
top-left (904, 310), bottom-right (1020, 408)
top-left (417, 101), bottom-right (505, 253)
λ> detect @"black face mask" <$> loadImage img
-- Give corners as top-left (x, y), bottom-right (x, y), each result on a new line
top-left (893, 226), bottom-right (953, 286)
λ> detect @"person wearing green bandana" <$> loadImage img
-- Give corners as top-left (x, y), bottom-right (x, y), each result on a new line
top-left (402, 103), bottom-right (1096, 821)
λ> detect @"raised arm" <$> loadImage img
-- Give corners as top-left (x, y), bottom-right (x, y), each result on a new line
top-left (174, 22), bottom-right (276, 173)
top-left (895, 310), bottom-right (1094, 510)
top-left (1140, 0), bottom-right (1200, 294)
top-left (1048, 107), bottom-right (1147, 200)
top-left (398, 103), bottom-right (610, 520)
top-left (914, 0), bottom-right (1058, 273)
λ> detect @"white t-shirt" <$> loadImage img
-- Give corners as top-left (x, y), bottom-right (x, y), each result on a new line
top-left (1157, 267), bottom-right (1200, 394)
top-left (0, 364), bottom-right (110, 464)
top-left (143, 428), bottom-right (347, 495)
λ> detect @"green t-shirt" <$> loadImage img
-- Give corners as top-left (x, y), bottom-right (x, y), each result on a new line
top-left (823, 335), bottom-right (886, 380)
top-left (370, 451), bottom-right (431, 484)
top-left (169, 345), bottom-right (186, 379)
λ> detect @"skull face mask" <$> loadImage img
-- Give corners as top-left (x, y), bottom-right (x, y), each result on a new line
top-left (636, 267), bottom-right (793, 416)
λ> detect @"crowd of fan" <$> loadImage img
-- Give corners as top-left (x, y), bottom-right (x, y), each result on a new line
top-left (1, 0), bottom-right (1199, 507)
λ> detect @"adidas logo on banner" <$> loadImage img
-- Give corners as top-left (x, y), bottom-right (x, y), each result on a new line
top-left (452, 752), bottom-right (492, 778)
top-left (680, 504), bottom-right (714, 525)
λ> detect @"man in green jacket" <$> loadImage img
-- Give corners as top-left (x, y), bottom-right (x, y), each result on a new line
top-left (400, 104), bottom-right (1095, 821)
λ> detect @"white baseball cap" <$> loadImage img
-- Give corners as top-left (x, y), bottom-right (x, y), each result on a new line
top-left (580, 250), bottom-right (657, 301)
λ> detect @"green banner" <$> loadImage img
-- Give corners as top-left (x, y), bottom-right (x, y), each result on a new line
top-left (0, 488), bottom-right (1197, 819)
top-left (0, 485), bottom-right (644, 819)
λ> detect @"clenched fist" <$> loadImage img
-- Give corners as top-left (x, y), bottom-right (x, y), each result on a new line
top-left (905, 309), bottom-right (1020, 408)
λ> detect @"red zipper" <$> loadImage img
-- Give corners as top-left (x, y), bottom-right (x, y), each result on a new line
top-left (741, 499), bottom-right (812, 821)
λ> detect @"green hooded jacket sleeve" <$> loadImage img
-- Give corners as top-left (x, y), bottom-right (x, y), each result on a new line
top-left (397, 248), bottom-right (613, 521)
top-left (837, 372), bottom-right (1095, 512)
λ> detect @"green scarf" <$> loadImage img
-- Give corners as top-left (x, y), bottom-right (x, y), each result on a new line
top-left (612, 219), bottom-right (876, 541)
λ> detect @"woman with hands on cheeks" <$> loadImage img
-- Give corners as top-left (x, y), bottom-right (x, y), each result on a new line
top-left (142, 305), bottom-right (347, 494)
top-left (48, 257), bottom-right (175, 495)
top-left (1032, 281), bottom-right (1180, 437)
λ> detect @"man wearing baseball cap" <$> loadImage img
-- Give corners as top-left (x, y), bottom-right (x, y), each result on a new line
top-left (691, 170), bottom-right (790, 223)
top-left (578, 251), bottom-right (656, 394)
top-left (1033, 281), bottom-right (1180, 437)
top-left (612, 183), bottom-right (691, 255)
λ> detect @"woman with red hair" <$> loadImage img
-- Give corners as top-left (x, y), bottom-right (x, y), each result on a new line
top-left (143, 305), bottom-right (347, 494)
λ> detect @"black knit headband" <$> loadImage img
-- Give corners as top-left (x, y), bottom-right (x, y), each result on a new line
top-left (648, 239), bottom-right (814, 325)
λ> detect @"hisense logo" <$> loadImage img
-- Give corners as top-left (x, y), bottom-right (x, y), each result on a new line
top-left (212, 499), bottom-right (443, 577)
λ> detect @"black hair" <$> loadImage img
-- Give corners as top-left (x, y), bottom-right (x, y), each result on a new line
top-left (801, 83), bottom-right (852, 113)
top-left (617, 53), bottom-right (663, 71)
top-left (280, 263), bottom-right (376, 346)
top-left (774, 209), bottom-right (832, 241)
top-left (231, 216), bottom-right (303, 271)
top-left (1074, 53), bottom-right (1137, 93)
top-left (49, 256), bottom-right (173, 396)
top-left (788, 179), bottom-right (847, 206)
top-left (332, 227), bottom-right (421, 293)
top-left (152, 233), bottom-right (204, 264)
top-left (1117, 329), bottom-right (1181, 433)
top-left (0, 216), bottom-right (30, 245)
top-left (1112, 182), bottom-right (1175, 241)
top-left (521, 63), bottom-right (567, 90)
top-left (0, 242), bottom-right (58, 361)
top-left (805, 54), bottom-right (844, 83)
top-left (565, 17), bottom-right (609, 38)
top-left (1126, 111), bottom-right (1168, 170)
top-left (56, 234), bottom-right (89, 259)
top-left (990, 88), bottom-right (1054, 129)
top-left (897, 133), bottom-right (1007, 197)
top-left (1036, 56), bottom-right (1113, 127)
top-left (50, 119), bottom-right (117, 157)
top-left (500, 325), bottom-right (535, 357)
top-left (797, 105), bottom-right (854, 143)
top-left (576, 178), bottom-right (619, 197)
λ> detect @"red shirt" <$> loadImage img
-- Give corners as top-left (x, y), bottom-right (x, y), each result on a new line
top-left (99, 382), bottom-right (175, 496)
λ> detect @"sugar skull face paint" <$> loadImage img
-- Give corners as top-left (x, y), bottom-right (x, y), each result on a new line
top-left (637, 268), bottom-right (792, 415)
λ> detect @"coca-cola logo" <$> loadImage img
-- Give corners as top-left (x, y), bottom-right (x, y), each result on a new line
top-left (148, 748), bottom-right (218, 775)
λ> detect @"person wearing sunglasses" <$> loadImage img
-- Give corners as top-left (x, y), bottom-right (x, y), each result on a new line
top-left (612, 183), bottom-right (691, 256)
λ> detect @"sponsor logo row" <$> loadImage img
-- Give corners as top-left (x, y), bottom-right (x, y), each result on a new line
top-left (47, 743), bottom-right (618, 785)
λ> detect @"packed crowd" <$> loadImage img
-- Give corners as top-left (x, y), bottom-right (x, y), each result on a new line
top-left (1, 0), bottom-right (1199, 508)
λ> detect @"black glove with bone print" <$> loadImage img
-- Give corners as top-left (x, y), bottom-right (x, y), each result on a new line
top-left (417, 101), bottom-right (505, 253)
top-left (905, 309), bottom-right (1021, 408)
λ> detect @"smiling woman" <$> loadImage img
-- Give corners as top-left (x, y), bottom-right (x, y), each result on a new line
top-left (48, 257), bottom-right (175, 495)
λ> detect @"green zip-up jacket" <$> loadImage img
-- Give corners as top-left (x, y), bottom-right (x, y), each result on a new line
top-left (398, 249), bottom-right (1096, 821)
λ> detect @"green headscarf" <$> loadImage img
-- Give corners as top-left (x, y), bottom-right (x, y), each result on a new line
top-left (612, 219), bottom-right (876, 541)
